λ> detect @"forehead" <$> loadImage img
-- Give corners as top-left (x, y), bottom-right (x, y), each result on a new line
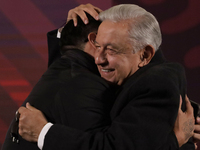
top-left (96, 20), bottom-right (130, 42)
top-left (96, 20), bottom-right (134, 52)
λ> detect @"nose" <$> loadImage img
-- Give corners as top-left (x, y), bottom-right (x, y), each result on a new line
top-left (95, 49), bottom-right (107, 65)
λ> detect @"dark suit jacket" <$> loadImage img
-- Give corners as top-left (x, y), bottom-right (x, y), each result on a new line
top-left (2, 30), bottom-right (116, 150)
top-left (40, 31), bottom-right (194, 150)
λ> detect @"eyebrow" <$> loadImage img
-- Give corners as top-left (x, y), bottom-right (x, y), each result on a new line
top-left (94, 40), bottom-right (117, 48)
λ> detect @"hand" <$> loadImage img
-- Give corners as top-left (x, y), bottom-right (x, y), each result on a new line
top-left (18, 103), bottom-right (48, 142)
top-left (174, 95), bottom-right (195, 147)
top-left (67, 3), bottom-right (102, 26)
top-left (193, 117), bottom-right (200, 149)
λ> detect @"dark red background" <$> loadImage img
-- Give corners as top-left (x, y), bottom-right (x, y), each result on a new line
top-left (0, 0), bottom-right (199, 149)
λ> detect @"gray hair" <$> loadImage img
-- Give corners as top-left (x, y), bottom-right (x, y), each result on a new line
top-left (99, 4), bottom-right (162, 52)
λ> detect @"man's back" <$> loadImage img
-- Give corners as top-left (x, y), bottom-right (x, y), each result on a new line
top-left (2, 49), bottom-right (115, 150)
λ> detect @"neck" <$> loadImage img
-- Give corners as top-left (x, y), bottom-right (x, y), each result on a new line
top-left (61, 45), bottom-right (84, 55)
top-left (62, 45), bottom-right (83, 50)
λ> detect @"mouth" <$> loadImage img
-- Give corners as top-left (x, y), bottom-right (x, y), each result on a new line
top-left (98, 67), bottom-right (115, 79)
top-left (98, 67), bottom-right (116, 83)
top-left (101, 69), bottom-right (113, 72)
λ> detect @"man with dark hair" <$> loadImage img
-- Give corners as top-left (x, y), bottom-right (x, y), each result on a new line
top-left (60, 14), bottom-right (100, 51)
top-left (2, 13), bottom-right (117, 150)
top-left (47, 12), bottom-right (102, 66)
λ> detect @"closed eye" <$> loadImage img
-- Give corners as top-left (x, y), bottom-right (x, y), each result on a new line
top-left (95, 45), bottom-right (101, 48)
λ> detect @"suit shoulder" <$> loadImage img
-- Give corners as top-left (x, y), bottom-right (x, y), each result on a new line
top-left (72, 73), bottom-right (110, 89)
top-left (146, 62), bottom-right (186, 79)
top-left (126, 62), bottom-right (186, 93)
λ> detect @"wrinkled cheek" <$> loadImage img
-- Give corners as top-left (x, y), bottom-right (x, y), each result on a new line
top-left (116, 69), bottom-right (127, 84)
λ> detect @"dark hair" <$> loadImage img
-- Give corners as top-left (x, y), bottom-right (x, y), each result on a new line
top-left (60, 12), bottom-right (101, 53)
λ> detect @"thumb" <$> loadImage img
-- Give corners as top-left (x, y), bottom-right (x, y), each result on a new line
top-left (194, 143), bottom-right (197, 149)
top-left (179, 95), bottom-right (183, 110)
top-left (185, 95), bottom-right (193, 114)
top-left (26, 102), bottom-right (36, 111)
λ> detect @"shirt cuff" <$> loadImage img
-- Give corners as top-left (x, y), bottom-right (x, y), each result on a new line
top-left (38, 122), bottom-right (53, 150)
top-left (57, 30), bottom-right (61, 38)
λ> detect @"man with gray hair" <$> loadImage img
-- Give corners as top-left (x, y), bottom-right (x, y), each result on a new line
top-left (17, 4), bottom-right (197, 150)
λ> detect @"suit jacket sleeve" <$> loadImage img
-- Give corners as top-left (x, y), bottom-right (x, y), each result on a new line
top-left (47, 29), bottom-right (61, 67)
top-left (42, 63), bottom-right (194, 150)
top-left (51, 73), bottom-right (114, 131)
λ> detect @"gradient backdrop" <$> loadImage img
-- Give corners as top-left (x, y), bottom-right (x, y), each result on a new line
top-left (0, 0), bottom-right (200, 149)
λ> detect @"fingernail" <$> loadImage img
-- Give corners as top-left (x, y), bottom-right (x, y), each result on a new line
top-left (96, 16), bottom-right (99, 20)
top-left (197, 117), bottom-right (200, 122)
top-left (84, 20), bottom-right (88, 24)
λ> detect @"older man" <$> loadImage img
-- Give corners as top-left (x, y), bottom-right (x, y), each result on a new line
top-left (17, 4), bottom-right (198, 150)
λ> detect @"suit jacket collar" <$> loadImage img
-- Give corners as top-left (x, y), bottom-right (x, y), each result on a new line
top-left (121, 50), bottom-right (166, 88)
top-left (150, 49), bottom-right (166, 64)
top-left (61, 49), bottom-right (100, 75)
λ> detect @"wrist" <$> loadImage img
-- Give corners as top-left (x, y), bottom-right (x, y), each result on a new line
top-left (58, 26), bottom-right (64, 33)
top-left (174, 130), bottom-right (185, 147)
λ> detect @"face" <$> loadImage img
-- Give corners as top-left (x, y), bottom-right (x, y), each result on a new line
top-left (93, 20), bottom-right (143, 85)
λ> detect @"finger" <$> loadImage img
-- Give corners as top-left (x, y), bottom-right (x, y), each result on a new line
top-left (26, 102), bottom-right (37, 111)
top-left (82, 6), bottom-right (100, 20)
top-left (94, 6), bottom-right (103, 13)
top-left (193, 133), bottom-right (200, 143)
top-left (71, 13), bottom-right (78, 26)
top-left (15, 110), bottom-right (20, 121)
top-left (67, 9), bottom-right (74, 21)
top-left (68, 8), bottom-right (88, 24)
top-left (18, 106), bottom-right (27, 114)
top-left (194, 124), bottom-right (200, 132)
top-left (67, 4), bottom-right (102, 25)
top-left (68, 10), bottom-right (87, 26)
top-left (185, 95), bottom-right (189, 101)
top-left (194, 143), bottom-right (197, 149)
top-left (18, 126), bottom-right (24, 136)
top-left (67, 9), bottom-right (78, 25)
top-left (74, 9), bottom-right (89, 24)
top-left (185, 96), bottom-right (194, 115)
top-left (82, 4), bottom-right (102, 20)
top-left (19, 131), bottom-right (35, 143)
top-left (196, 117), bottom-right (200, 123)
top-left (179, 95), bottom-right (183, 110)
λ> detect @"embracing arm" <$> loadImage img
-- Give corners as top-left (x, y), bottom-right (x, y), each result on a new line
top-left (42, 73), bottom-right (193, 150)
top-left (18, 96), bottom-right (195, 150)
top-left (18, 63), bottom-right (196, 150)
top-left (42, 63), bottom-right (194, 150)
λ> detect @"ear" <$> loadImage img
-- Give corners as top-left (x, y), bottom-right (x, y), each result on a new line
top-left (138, 45), bottom-right (155, 68)
top-left (88, 32), bottom-right (96, 49)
